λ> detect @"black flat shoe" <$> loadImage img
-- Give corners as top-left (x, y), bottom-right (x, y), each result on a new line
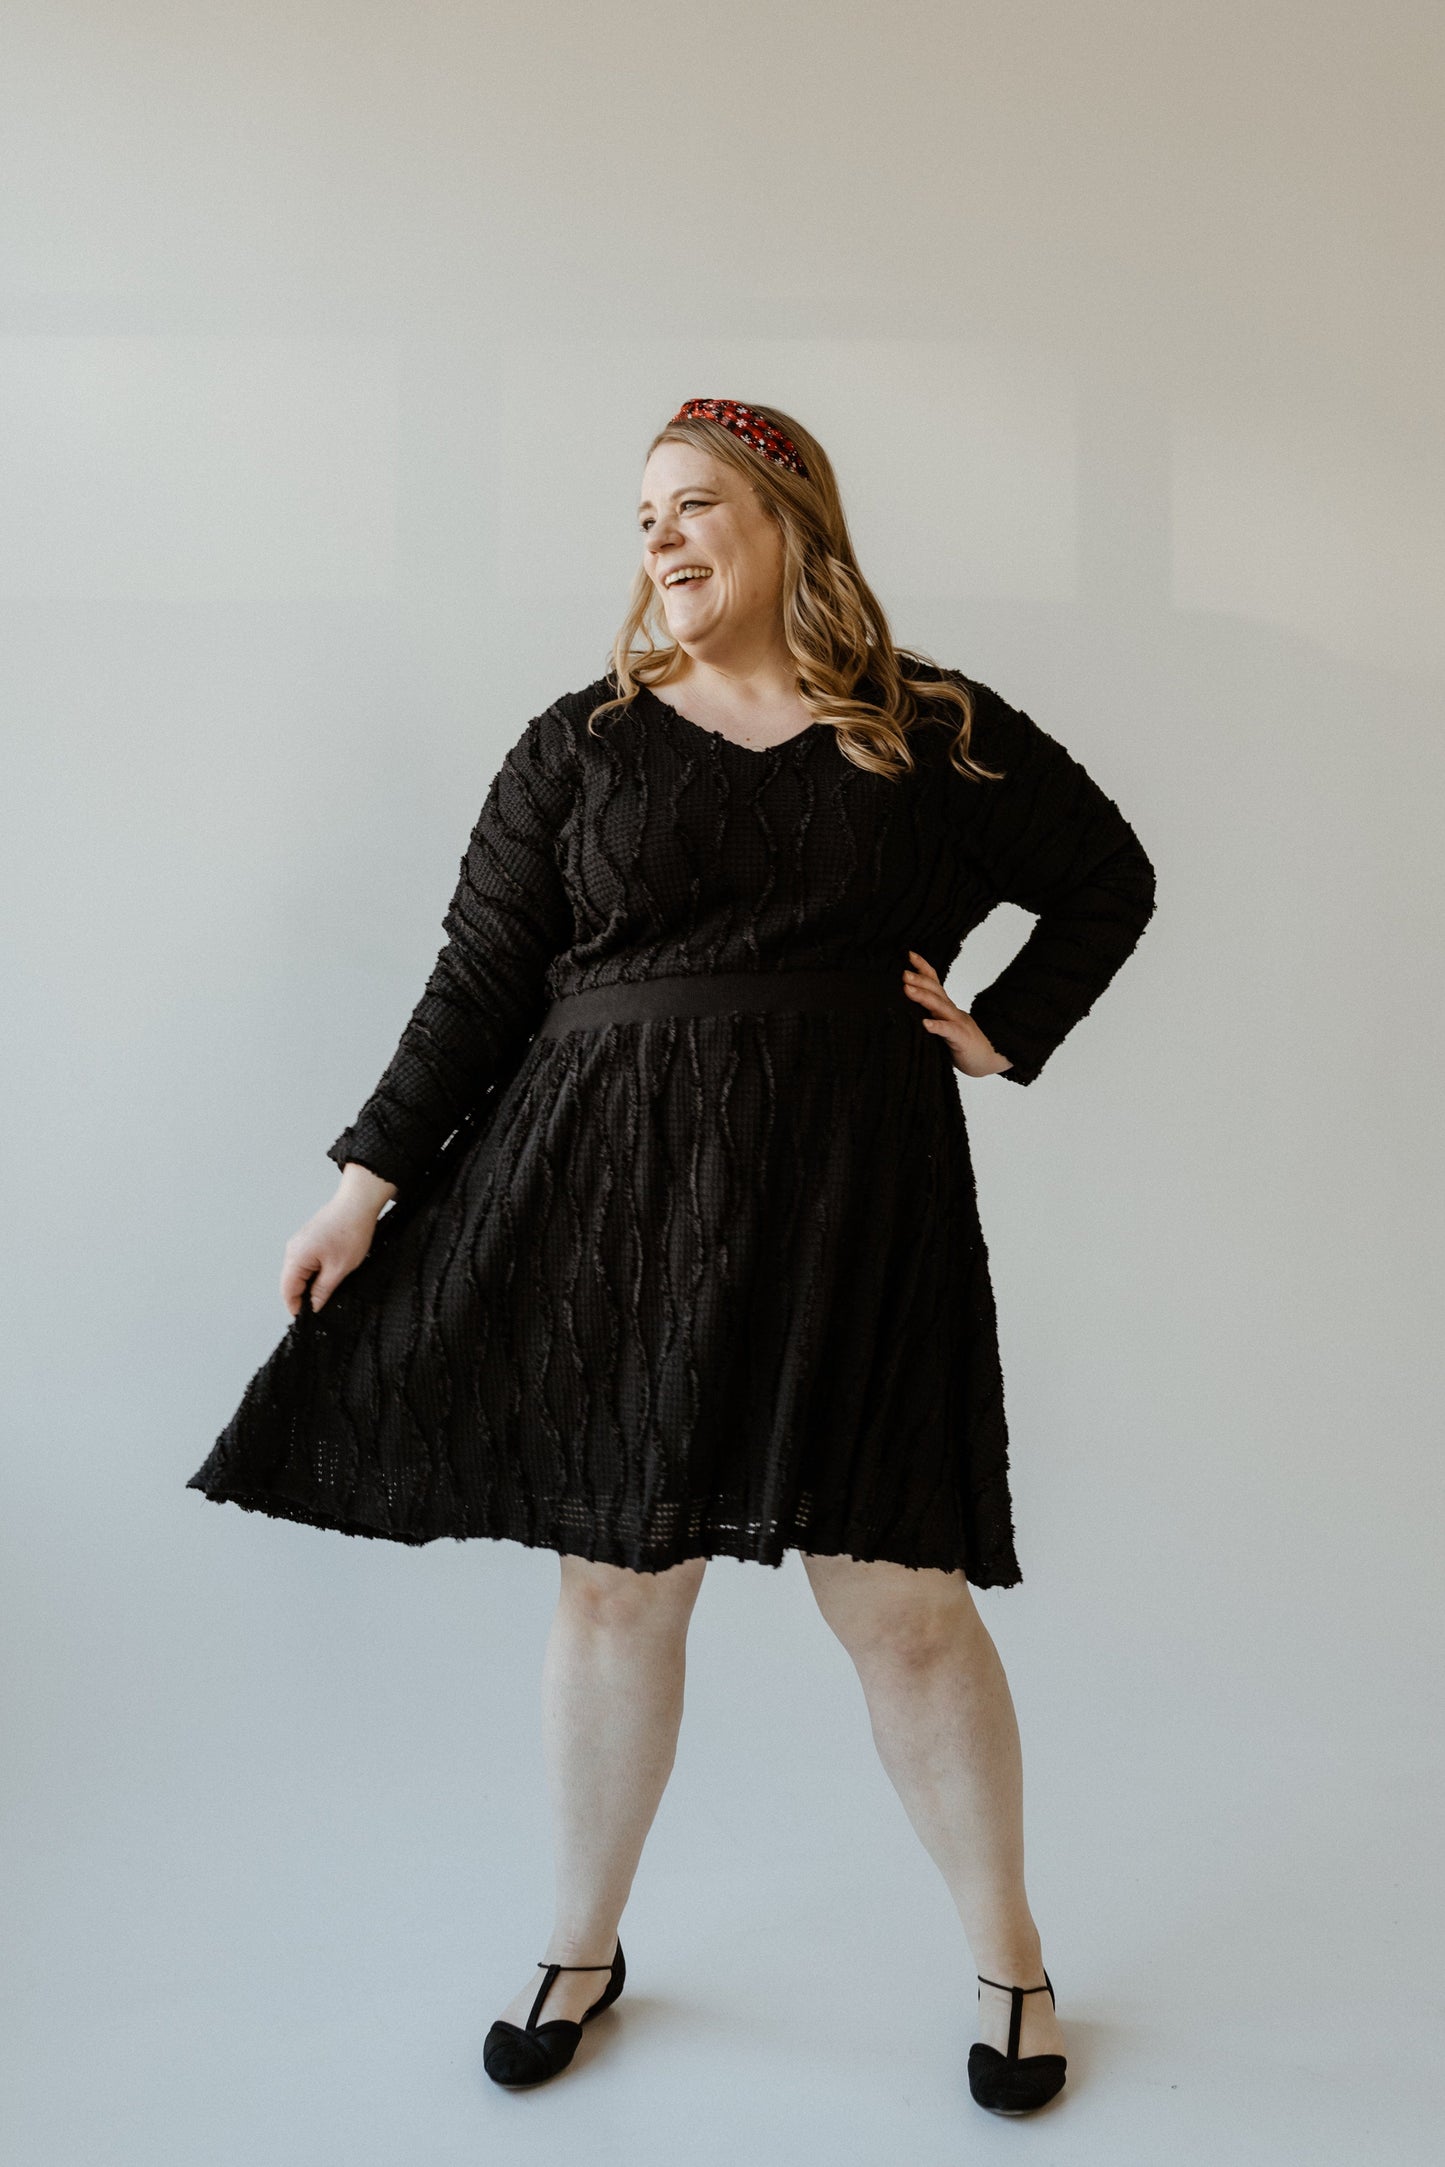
top-left (483, 1940), bottom-right (626, 2088)
top-left (967, 1969), bottom-right (1067, 2114)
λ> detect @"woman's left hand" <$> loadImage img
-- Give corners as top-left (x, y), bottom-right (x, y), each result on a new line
top-left (902, 950), bottom-right (1014, 1078)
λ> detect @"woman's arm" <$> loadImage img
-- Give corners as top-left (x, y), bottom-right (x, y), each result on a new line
top-left (955, 680), bottom-right (1158, 1087)
top-left (325, 702), bottom-right (577, 1195)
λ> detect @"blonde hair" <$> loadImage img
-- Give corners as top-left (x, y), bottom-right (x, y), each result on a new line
top-left (586, 402), bottom-right (1003, 785)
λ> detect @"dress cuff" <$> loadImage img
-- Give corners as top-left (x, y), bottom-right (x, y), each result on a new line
top-left (326, 1130), bottom-right (415, 1190)
top-left (966, 995), bottom-right (1045, 1086)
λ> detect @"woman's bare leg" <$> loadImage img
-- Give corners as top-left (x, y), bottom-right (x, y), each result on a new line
top-left (801, 1553), bottom-right (1064, 2059)
top-left (494, 1553), bottom-right (707, 2027)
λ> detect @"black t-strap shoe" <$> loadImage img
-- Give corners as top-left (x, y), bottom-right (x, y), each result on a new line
top-left (967, 1969), bottom-right (1067, 2113)
top-left (483, 1941), bottom-right (626, 2088)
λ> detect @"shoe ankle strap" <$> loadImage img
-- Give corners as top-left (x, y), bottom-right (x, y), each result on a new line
top-left (977, 1970), bottom-right (1055, 2060)
top-left (535, 1958), bottom-right (615, 1971)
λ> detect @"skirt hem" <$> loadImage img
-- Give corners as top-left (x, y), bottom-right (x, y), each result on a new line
top-left (185, 1473), bottom-right (1024, 1588)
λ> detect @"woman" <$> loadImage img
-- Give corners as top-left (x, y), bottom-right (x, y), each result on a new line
top-left (188, 396), bottom-right (1157, 2116)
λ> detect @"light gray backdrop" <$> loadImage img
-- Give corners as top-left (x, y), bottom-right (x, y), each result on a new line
top-left (3, 4), bottom-right (1441, 2163)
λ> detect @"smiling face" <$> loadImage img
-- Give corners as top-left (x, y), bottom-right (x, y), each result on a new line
top-left (637, 441), bottom-right (787, 660)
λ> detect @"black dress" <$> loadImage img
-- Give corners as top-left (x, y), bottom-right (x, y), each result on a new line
top-left (187, 659), bottom-right (1156, 1585)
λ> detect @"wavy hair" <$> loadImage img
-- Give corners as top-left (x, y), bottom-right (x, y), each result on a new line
top-left (585, 402), bottom-right (1004, 785)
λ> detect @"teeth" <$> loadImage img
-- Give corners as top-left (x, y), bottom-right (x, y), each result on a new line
top-left (664, 568), bottom-right (711, 587)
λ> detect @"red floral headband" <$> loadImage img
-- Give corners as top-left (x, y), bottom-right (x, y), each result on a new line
top-left (667, 397), bottom-right (809, 479)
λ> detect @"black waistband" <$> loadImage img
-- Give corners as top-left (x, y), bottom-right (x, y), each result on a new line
top-left (537, 967), bottom-right (913, 1037)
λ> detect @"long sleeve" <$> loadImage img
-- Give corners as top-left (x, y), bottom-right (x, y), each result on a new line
top-left (957, 680), bottom-right (1157, 1087)
top-left (326, 703), bottom-right (577, 1193)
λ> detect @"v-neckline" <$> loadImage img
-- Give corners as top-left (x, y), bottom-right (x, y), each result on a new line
top-left (636, 682), bottom-right (821, 758)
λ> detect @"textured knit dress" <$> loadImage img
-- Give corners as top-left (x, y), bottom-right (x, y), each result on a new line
top-left (187, 658), bottom-right (1157, 1586)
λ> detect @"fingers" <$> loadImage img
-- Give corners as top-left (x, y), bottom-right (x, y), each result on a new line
top-left (903, 947), bottom-right (945, 994)
top-left (281, 1237), bottom-right (323, 1319)
top-left (308, 1266), bottom-right (339, 1313)
top-left (902, 948), bottom-right (959, 1020)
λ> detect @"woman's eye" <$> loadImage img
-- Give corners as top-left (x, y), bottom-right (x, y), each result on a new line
top-left (639, 500), bottom-right (710, 532)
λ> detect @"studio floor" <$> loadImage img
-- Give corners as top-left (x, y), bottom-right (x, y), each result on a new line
top-left (3, 1539), bottom-right (1438, 2167)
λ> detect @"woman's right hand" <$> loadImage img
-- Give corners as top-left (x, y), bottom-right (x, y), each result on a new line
top-left (280, 1162), bottom-right (399, 1317)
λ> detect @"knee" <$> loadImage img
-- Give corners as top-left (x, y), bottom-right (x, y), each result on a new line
top-left (853, 1602), bottom-right (968, 1674)
top-left (806, 1558), bottom-right (981, 1672)
top-left (559, 1554), bottom-right (706, 1636)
